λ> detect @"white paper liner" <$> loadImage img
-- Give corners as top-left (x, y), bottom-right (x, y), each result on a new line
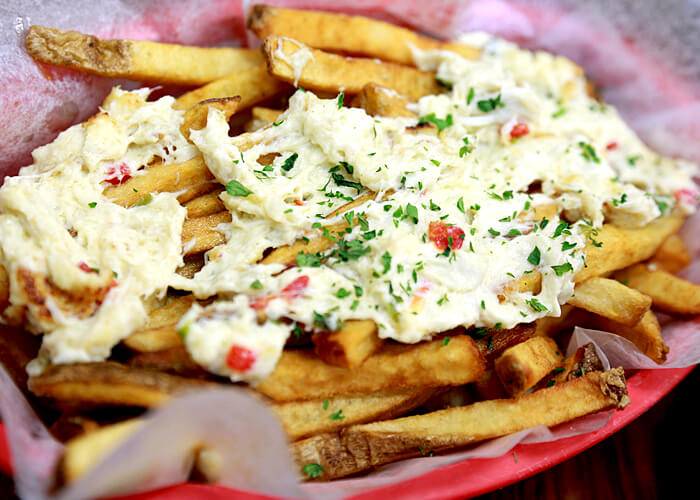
top-left (1, 0), bottom-right (699, 498)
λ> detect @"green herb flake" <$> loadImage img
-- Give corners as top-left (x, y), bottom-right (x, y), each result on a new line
top-left (477, 94), bottom-right (504, 112)
top-left (578, 141), bottom-right (600, 163)
top-left (329, 409), bottom-right (345, 420)
top-left (467, 87), bottom-right (475, 105)
top-left (381, 251), bottom-right (392, 274)
top-left (225, 180), bottom-right (253, 197)
top-left (406, 203), bottom-right (419, 224)
top-left (296, 252), bottom-right (322, 267)
top-left (551, 262), bottom-right (574, 276)
top-left (281, 152), bottom-right (298, 172)
top-left (527, 246), bottom-right (541, 266)
top-left (457, 197), bottom-right (465, 214)
top-left (442, 337), bottom-right (451, 346)
top-left (303, 463), bottom-right (324, 479)
top-left (134, 193), bottom-right (153, 206)
top-left (250, 279), bottom-right (263, 290)
top-left (418, 113), bottom-right (453, 133)
top-left (526, 298), bottom-right (548, 312)
top-left (337, 92), bottom-right (345, 109)
top-left (88, 201), bottom-right (97, 208)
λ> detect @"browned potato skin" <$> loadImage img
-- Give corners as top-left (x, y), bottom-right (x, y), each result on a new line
top-left (615, 263), bottom-right (700, 315)
top-left (494, 336), bottom-right (564, 397)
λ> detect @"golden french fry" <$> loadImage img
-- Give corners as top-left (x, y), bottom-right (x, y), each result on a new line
top-left (472, 323), bottom-right (535, 363)
top-left (59, 419), bottom-right (145, 485)
top-left (26, 26), bottom-right (264, 85)
top-left (184, 190), bottom-right (226, 218)
top-left (568, 277), bottom-right (651, 326)
top-left (351, 83), bottom-right (415, 118)
top-left (123, 325), bottom-right (182, 353)
top-left (181, 97), bottom-right (240, 141)
top-left (533, 304), bottom-right (580, 337)
top-left (245, 107), bottom-right (284, 131)
top-left (181, 211), bottom-right (231, 255)
top-left (273, 388), bottom-right (436, 441)
top-left (494, 336), bottom-right (564, 397)
top-left (590, 309), bottom-right (668, 364)
top-left (263, 35), bottom-right (443, 101)
top-left (257, 335), bottom-right (486, 402)
top-left (312, 319), bottom-right (383, 369)
top-left (28, 362), bottom-right (218, 410)
top-left (176, 255), bottom-right (205, 279)
top-left (615, 263), bottom-right (700, 315)
top-left (104, 157), bottom-right (214, 208)
top-left (293, 368), bottom-right (629, 480)
top-left (499, 271), bottom-right (543, 301)
top-left (175, 64), bottom-right (287, 110)
top-left (575, 215), bottom-right (684, 282)
top-left (248, 5), bottom-right (480, 66)
top-left (648, 233), bottom-right (691, 273)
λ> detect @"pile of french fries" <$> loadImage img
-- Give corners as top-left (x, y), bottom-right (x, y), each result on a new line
top-left (0, 4), bottom-right (698, 489)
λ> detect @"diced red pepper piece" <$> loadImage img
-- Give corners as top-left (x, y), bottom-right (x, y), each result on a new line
top-left (428, 221), bottom-right (465, 251)
top-left (250, 275), bottom-right (309, 310)
top-left (674, 188), bottom-right (697, 205)
top-left (510, 123), bottom-right (529, 138)
top-left (606, 141), bottom-right (618, 150)
top-left (294, 199), bottom-right (304, 206)
top-left (104, 163), bottom-right (131, 185)
top-left (280, 275), bottom-right (310, 299)
top-left (226, 345), bottom-right (257, 372)
top-left (77, 262), bottom-right (97, 273)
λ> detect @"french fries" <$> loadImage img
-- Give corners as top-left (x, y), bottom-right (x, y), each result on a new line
top-left (312, 319), bottom-right (383, 369)
top-left (293, 368), bottom-right (629, 480)
top-left (615, 264), bottom-right (700, 315)
top-left (590, 310), bottom-right (669, 364)
top-left (26, 26), bottom-right (264, 85)
top-left (248, 4), bottom-right (480, 66)
top-left (351, 83), bottom-right (415, 118)
top-left (494, 337), bottom-right (564, 397)
top-left (648, 234), bottom-right (691, 273)
top-left (257, 335), bottom-right (486, 402)
top-left (263, 35), bottom-right (444, 100)
top-left (568, 277), bottom-right (652, 326)
top-left (181, 97), bottom-right (240, 141)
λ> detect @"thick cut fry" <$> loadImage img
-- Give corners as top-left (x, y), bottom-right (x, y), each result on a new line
top-left (473, 323), bottom-right (536, 363)
top-left (176, 255), bottom-right (205, 279)
top-left (592, 310), bottom-right (669, 364)
top-left (494, 336), bottom-right (564, 397)
top-left (104, 157), bottom-right (214, 207)
top-left (648, 234), bottom-right (691, 273)
top-left (535, 342), bottom-right (604, 390)
top-left (575, 215), bottom-right (684, 282)
top-left (351, 83), bottom-right (415, 118)
top-left (28, 362), bottom-right (217, 409)
top-left (293, 368), bottom-right (629, 480)
top-left (534, 304), bottom-right (580, 337)
top-left (248, 5), bottom-right (480, 65)
top-left (471, 369), bottom-right (507, 401)
top-left (257, 335), bottom-right (485, 402)
top-left (569, 277), bottom-right (651, 326)
top-left (615, 263), bottom-right (700, 315)
top-left (175, 64), bottom-right (287, 110)
top-left (313, 319), bottom-right (383, 369)
top-left (273, 388), bottom-right (436, 441)
top-left (245, 107), bottom-right (284, 131)
top-left (181, 211), bottom-right (232, 255)
top-left (263, 36), bottom-right (443, 101)
top-left (26, 26), bottom-right (264, 85)
top-left (180, 97), bottom-right (240, 141)
top-left (184, 190), bottom-right (225, 218)
top-left (59, 419), bottom-right (145, 485)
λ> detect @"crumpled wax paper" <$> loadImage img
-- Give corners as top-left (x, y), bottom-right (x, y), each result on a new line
top-left (1, 0), bottom-right (699, 499)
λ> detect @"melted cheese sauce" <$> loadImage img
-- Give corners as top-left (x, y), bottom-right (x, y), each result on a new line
top-left (1, 37), bottom-right (696, 382)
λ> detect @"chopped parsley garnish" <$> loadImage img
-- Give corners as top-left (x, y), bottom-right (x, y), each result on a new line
top-left (406, 203), bottom-right (419, 223)
top-left (459, 136), bottom-right (473, 157)
top-left (457, 197), bottom-right (465, 214)
top-left (250, 279), bottom-right (263, 290)
top-left (339, 161), bottom-right (354, 175)
top-left (225, 180), bottom-right (253, 197)
top-left (134, 193), bottom-right (153, 206)
top-left (552, 108), bottom-right (566, 118)
top-left (654, 197), bottom-right (669, 214)
top-left (578, 142), bottom-right (600, 163)
top-left (302, 463), bottom-right (324, 479)
top-left (561, 241), bottom-right (577, 251)
top-left (354, 285), bottom-right (364, 297)
top-left (292, 323), bottom-right (304, 340)
top-left (273, 119), bottom-right (284, 126)
top-left (336, 288), bottom-right (351, 298)
top-left (88, 201), bottom-right (97, 208)
top-left (419, 113), bottom-right (453, 133)
top-left (281, 152), bottom-right (298, 172)
top-left (477, 94), bottom-right (504, 112)
top-left (313, 311), bottom-right (330, 329)
top-left (443, 337), bottom-right (451, 345)
top-left (329, 409), bottom-right (345, 420)
top-left (467, 87), bottom-right (475, 105)
top-left (526, 298), bottom-right (548, 312)
top-left (527, 246), bottom-right (541, 265)
top-left (506, 229), bottom-right (522, 236)
top-left (551, 263), bottom-right (574, 276)
top-left (627, 155), bottom-right (641, 166)
top-left (612, 193), bottom-right (627, 207)
top-left (331, 172), bottom-right (363, 194)
top-left (296, 252), bottom-right (323, 267)
top-left (322, 399), bottom-right (329, 410)
top-left (552, 221), bottom-right (570, 238)
top-left (381, 251), bottom-right (392, 274)
top-left (337, 92), bottom-right (345, 108)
